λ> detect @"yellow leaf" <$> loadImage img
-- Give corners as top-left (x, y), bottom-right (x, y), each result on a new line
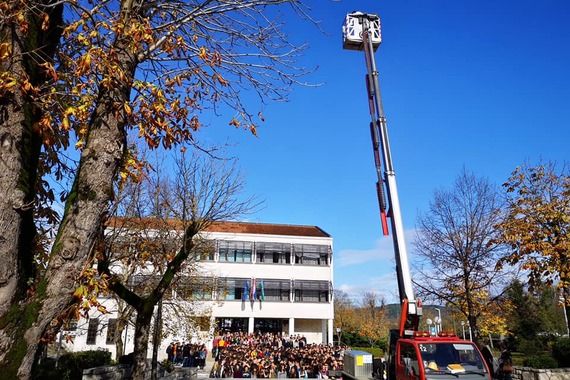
top-left (62, 117), bottom-right (70, 131)
top-left (73, 285), bottom-right (86, 298)
top-left (41, 13), bottom-right (50, 31)
top-left (0, 42), bottom-right (12, 60)
top-left (199, 47), bottom-right (207, 60)
top-left (124, 103), bottom-right (132, 115)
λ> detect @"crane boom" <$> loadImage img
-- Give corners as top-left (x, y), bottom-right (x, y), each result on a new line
top-left (342, 14), bottom-right (493, 380)
top-left (343, 12), bottom-right (421, 336)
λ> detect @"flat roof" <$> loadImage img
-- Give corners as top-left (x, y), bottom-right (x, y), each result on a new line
top-left (107, 218), bottom-right (330, 238)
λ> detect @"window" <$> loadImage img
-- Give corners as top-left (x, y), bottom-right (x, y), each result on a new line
top-left (196, 239), bottom-right (216, 261)
top-left (106, 319), bottom-right (118, 345)
top-left (191, 316), bottom-right (212, 331)
top-left (218, 241), bottom-right (253, 263)
top-left (127, 274), bottom-right (173, 298)
top-left (399, 343), bottom-right (419, 376)
top-left (218, 278), bottom-right (288, 301)
top-left (259, 279), bottom-right (290, 301)
top-left (63, 319), bottom-right (77, 331)
top-left (418, 343), bottom-right (487, 374)
top-left (216, 317), bottom-right (248, 332)
top-left (86, 318), bottom-right (99, 345)
top-left (293, 244), bottom-right (330, 266)
top-left (218, 278), bottom-right (246, 301)
top-left (293, 281), bottom-right (330, 303)
top-left (256, 242), bottom-right (290, 264)
top-left (176, 277), bottom-right (213, 300)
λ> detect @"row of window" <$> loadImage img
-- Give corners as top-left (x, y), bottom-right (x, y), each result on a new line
top-left (127, 276), bottom-right (332, 304)
top-left (221, 278), bottom-right (331, 303)
top-left (201, 241), bottom-right (331, 266)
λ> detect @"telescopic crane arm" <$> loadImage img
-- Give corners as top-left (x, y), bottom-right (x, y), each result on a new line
top-left (343, 12), bottom-right (422, 337)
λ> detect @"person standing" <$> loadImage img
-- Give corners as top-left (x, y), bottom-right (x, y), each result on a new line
top-left (497, 342), bottom-right (513, 380)
top-left (166, 342), bottom-right (174, 363)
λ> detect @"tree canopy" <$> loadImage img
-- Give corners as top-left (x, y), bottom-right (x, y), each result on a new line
top-left (496, 162), bottom-right (570, 332)
top-left (413, 169), bottom-right (508, 343)
top-left (0, 1), bottom-right (311, 378)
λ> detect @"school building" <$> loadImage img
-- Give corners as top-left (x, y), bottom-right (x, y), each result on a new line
top-left (60, 220), bottom-right (335, 359)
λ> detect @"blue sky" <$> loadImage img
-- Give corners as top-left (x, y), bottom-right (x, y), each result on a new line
top-left (198, 1), bottom-right (570, 304)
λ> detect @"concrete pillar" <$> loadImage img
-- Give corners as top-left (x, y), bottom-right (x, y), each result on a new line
top-left (288, 317), bottom-right (294, 336)
top-left (248, 317), bottom-right (254, 334)
top-left (327, 319), bottom-right (334, 345)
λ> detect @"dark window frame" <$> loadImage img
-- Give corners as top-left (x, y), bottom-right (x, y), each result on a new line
top-left (86, 318), bottom-right (99, 345)
top-left (256, 243), bottom-right (291, 265)
top-left (293, 281), bottom-right (330, 303)
top-left (106, 318), bottom-right (118, 345)
top-left (293, 244), bottom-right (330, 266)
top-left (218, 241), bottom-right (253, 263)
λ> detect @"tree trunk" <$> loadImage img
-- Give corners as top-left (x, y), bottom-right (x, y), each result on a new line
top-left (0, 29), bottom-right (27, 317)
top-left (13, 39), bottom-right (137, 378)
top-left (132, 305), bottom-right (154, 380)
top-left (115, 318), bottom-right (128, 360)
top-left (151, 299), bottom-right (163, 380)
top-left (0, 3), bottom-right (63, 376)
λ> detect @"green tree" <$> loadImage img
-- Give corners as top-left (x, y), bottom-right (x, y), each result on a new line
top-left (505, 280), bottom-right (543, 340)
top-left (496, 162), bottom-right (570, 333)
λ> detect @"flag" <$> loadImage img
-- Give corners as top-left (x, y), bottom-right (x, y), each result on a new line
top-left (260, 280), bottom-right (265, 301)
top-left (242, 280), bottom-right (249, 301)
top-left (250, 278), bottom-right (256, 300)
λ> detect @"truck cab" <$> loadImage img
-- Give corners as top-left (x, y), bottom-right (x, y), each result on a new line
top-left (393, 334), bottom-right (492, 380)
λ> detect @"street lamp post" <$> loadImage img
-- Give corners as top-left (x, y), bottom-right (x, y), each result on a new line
top-left (426, 318), bottom-right (433, 336)
top-left (560, 292), bottom-right (570, 337)
top-left (461, 321), bottom-right (466, 339)
top-left (336, 327), bottom-right (342, 346)
top-left (434, 308), bottom-right (442, 333)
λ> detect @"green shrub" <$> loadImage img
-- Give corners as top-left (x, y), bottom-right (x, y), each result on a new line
top-left (34, 358), bottom-right (60, 380)
top-left (517, 338), bottom-right (547, 354)
top-left (552, 337), bottom-right (570, 368)
top-left (523, 354), bottom-right (558, 369)
top-left (35, 350), bottom-right (113, 380)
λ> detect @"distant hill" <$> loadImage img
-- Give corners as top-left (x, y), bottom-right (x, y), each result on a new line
top-left (384, 303), bottom-right (448, 320)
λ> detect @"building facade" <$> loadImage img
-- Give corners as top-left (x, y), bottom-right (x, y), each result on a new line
top-left (60, 221), bottom-right (334, 360)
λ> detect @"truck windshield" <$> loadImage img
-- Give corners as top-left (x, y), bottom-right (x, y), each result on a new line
top-left (419, 342), bottom-right (488, 378)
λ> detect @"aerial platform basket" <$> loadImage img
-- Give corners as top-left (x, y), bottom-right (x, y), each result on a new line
top-left (342, 12), bottom-right (382, 51)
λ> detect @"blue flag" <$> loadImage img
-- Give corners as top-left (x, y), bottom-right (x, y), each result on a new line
top-left (242, 280), bottom-right (249, 301)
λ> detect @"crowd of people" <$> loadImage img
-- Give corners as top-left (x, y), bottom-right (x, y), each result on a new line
top-left (210, 332), bottom-right (346, 378)
top-left (165, 342), bottom-right (208, 368)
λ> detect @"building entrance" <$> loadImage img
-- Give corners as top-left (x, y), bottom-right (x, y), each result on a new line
top-left (216, 317), bottom-right (248, 332)
top-left (254, 318), bottom-right (286, 334)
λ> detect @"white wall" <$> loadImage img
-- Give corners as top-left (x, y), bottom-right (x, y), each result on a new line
top-left (61, 227), bottom-right (335, 360)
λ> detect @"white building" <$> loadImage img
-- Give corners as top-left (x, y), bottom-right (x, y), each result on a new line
top-left (60, 221), bottom-right (334, 360)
